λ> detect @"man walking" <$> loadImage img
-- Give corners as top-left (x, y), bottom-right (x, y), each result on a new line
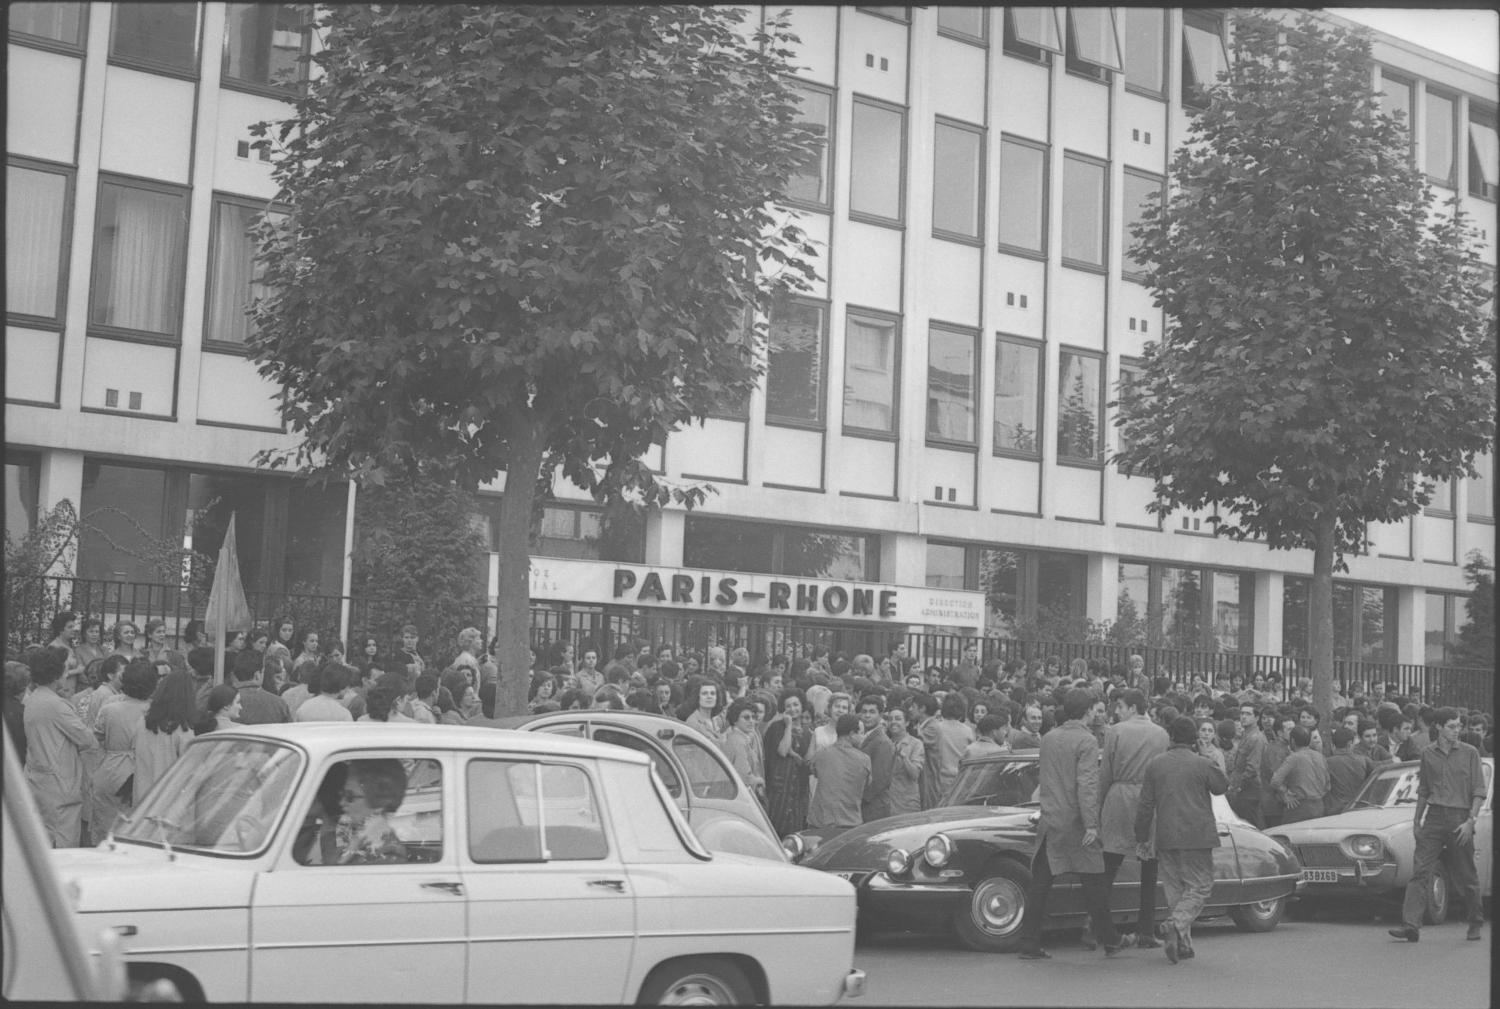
top-left (807, 714), bottom-right (872, 834)
top-left (1016, 689), bottom-right (1126, 960)
top-left (1135, 716), bottom-right (1228, 963)
top-left (1095, 689), bottom-right (1168, 950)
top-left (1388, 708), bottom-right (1486, 943)
top-left (1227, 701), bottom-right (1266, 827)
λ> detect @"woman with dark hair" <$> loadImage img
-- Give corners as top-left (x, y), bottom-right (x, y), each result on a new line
top-left (336, 759), bottom-right (410, 864)
top-left (763, 689), bottom-right (811, 835)
top-left (680, 679), bottom-right (725, 746)
top-left (224, 628), bottom-right (247, 653)
top-left (293, 762), bottom-right (349, 865)
top-left (528, 670), bottom-right (559, 711)
top-left (1196, 717), bottom-right (1227, 775)
top-left (438, 670), bottom-right (475, 724)
top-left (199, 684), bottom-right (242, 732)
top-left (721, 698), bottom-right (765, 802)
top-left (74, 618), bottom-right (109, 670)
top-left (90, 659), bottom-right (157, 844)
top-left (142, 619), bottom-right (187, 675)
top-left (552, 687), bottom-right (588, 712)
top-left (182, 619), bottom-right (208, 650)
top-left (247, 626), bottom-right (271, 653)
top-left (273, 616), bottom-right (297, 652)
top-left (356, 634), bottom-right (382, 674)
top-left (651, 678), bottom-right (680, 716)
top-left (47, 610), bottom-right (80, 664)
top-left (131, 670), bottom-right (198, 803)
top-left (292, 627), bottom-right (321, 675)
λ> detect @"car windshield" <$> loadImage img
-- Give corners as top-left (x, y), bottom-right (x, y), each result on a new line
top-left (1351, 766), bottom-right (1421, 808)
top-left (945, 759), bottom-right (1040, 808)
top-left (116, 738), bottom-right (304, 856)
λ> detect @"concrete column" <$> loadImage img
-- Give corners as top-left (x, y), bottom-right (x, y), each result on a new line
top-left (37, 449), bottom-right (84, 576)
top-left (648, 509), bottom-right (686, 566)
top-left (881, 530), bottom-right (927, 587)
top-left (1086, 552), bottom-right (1118, 625)
top-left (1395, 585), bottom-right (1426, 665)
top-left (1253, 570), bottom-right (1283, 656)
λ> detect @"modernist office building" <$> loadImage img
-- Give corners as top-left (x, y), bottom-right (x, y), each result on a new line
top-left (5, 5), bottom-right (1496, 667)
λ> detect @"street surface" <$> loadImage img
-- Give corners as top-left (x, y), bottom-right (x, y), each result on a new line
top-left (852, 905), bottom-right (1491, 1007)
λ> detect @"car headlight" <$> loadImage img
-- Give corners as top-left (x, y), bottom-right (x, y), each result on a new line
top-left (923, 833), bottom-right (953, 868)
top-left (781, 834), bottom-right (806, 860)
top-left (1342, 834), bottom-right (1385, 860)
top-left (886, 847), bottom-right (910, 875)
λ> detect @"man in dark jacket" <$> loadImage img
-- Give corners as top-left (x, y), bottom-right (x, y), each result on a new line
top-left (1136, 716), bottom-right (1228, 964)
top-left (1227, 701), bottom-right (1265, 826)
top-left (856, 694), bottom-right (895, 822)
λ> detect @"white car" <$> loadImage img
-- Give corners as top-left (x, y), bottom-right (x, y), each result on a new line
top-left (52, 723), bottom-right (866, 1004)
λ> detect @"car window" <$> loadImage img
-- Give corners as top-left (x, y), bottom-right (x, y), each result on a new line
top-left (593, 728), bottom-right (684, 798)
top-left (538, 723), bottom-right (587, 739)
top-left (671, 735), bottom-right (737, 800)
top-left (947, 759), bottom-right (1041, 807)
top-left (467, 760), bottom-right (608, 863)
top-left (292, 758), bottom-right (444, 866)
top-left (1355, 767), bottom-right (1420, 807)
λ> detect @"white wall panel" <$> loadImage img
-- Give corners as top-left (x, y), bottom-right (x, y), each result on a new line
top-left (1051, 269), bottom-right (1106, 350)
top-left (789, 207), bottom-right (832, 300)
top-left (1056, 73), bottom-right (1110, 160)
top-left (1420, 514), bottom-right (1457, 564)
top-left (99, 67), bottom-right (194, 184)
top-left (841, 12), bottom-right (908, 106)
top-left (6, 45), bottom-right (80, 164)
top-left (986, 455), bottom-right (1039, 514)
top-left (1114, 283), bottom-right (1160, 359)
top-left (1111, 472), bottom-right (1160, 529)
top-left (4, 326), bottom-right (61, 404)
top-left (212, 89), bottom-right (291, 199)
top-left (930, 36), bottom-right (986, 125)
top-left (1053, 464), bottom-right (1102, 521)
top-left (924, 241), bottom-right (981, 326)
top-left (195, 352), bottom-right (283, 430)
top-left (833, 436), bottom-right (896, 497)
top-left (81, 337), bottom-right (177, 417)
top-left (920, 445), bottom-right (974, 506)
top-left (1119, 91), bottom-right (1169, 173)
top-left (1368, 517), bottom-right (1411, 559)
top-left (996, 58), bottom-right (1049, 141)
top-left (671, 417), bottom-right (746, 481)
top-left (781, 5), bottom-right (838, 86)
top-left (992, 255), bottom-right (1045, 339)
top-left (841, 220), bottom-right (904, 312)
top-left (761, 425), bottom-right (822, 489)
top-left (1460, 520), bottom-right (1495, 564)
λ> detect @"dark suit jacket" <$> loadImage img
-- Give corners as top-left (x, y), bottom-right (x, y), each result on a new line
top-left (1136, 744), bottom-right (1227, 850)
top-left (860, 724), bottom-right (895, 821)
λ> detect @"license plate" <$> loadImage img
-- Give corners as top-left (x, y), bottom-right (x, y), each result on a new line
top-left (835, 871), bottom-right (858, 881)
top-left (1301, 869), bottom-right (1339, 883)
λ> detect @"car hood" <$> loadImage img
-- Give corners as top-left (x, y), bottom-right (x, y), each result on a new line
top-left (804, 806), bottom-right (1033, 871)
top-left (1273, 806), bottom-right (1416, 839)
top-left (51, 844), bottom-right (257, 912)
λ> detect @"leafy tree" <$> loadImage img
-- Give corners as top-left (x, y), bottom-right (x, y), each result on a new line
top-left (1115, 13), bottom-right (1496, 729)
top-left (1451, 551), bottom-right (1494, 669)
top-left (248, 6), bottom-right (818, 713)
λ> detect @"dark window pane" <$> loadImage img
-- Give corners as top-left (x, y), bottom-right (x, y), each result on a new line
top-left (926, 543), bottom-right (967, 590)
top-left (765, 300), bottom-right (825, 425)
top-left (998, 138), bottom-right (1046, 253)
top-left (79, 461), bottom-right (170, 582)
top-left (184, 471), bottom-right (267, 594)
top-left (783, 530), bottom-right (871, 581)
top-left (1122, 7), bottom-right (1164, 93)
top-left (9, 2), bottom-right (84, 45)
top-left (223, 3), bottom-right (307, 90)
top-left (1036, 551), bottom-right (1086, 624)
top-left (850, 100), bottom-right (904, 221)
top-left (978, 548), bottom-right (1021, 633)
top-left (4, 454), bottom-right (41, 545)
top-left (1359, 586), bottom-right (1388, 662)
top-left (1211, 571), bottom-right (1243, 652)
top-left (110, 2), bottom-right (200, 72)
top-left (1282, 577), bottom-right (1309, 658)
top-left (1332, 583), bottom-right (1356, 661)
top-left (207, 201), bottom-right (283, 344)
top-left (1159, 565), bottom-right (1202, 649)
top-left (6, 166), bottom-right (68, 319)
top-left (1117, 561), bottom-right (1151, 641)
top-left (683, 517), bottom-right (777, 577)
top-left (785, 85), bottom-right (832, 206)
top-left (284, 482), bottom-right (347, 594)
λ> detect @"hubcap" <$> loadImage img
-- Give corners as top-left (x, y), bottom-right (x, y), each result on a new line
top-left (1248, 898), bottom-right (1277, 917)
top-left (974, 877), bottom-right (1025, 934)
top-left (658, 973), bottom-right (736, 1006)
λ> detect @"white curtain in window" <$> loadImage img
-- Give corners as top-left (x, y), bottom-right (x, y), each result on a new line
top-left (1470, 118), bottom-right (1498, 186)
top-left (844, 316), bottom-right (895, 432)
top-left (5, 167), bottom-right (65, 317)
top-left (96, 185), bottom-right (184, 335)
top-left (209, 203), bottom-right (256, 343)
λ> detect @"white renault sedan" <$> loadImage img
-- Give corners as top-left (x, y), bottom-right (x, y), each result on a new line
top-left (52, 724), bottom-right (865, 1005)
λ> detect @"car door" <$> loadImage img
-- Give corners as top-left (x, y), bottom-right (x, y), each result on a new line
top-left (250, 753), bottom-right (465, 1003)
top-left (461, 754), bottom-right (635, 1005)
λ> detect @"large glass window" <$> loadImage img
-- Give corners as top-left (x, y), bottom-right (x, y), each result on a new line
top-left (1181, 10), bottom-right (1227, 108)
top-left (849, 99), bottom-right (905, 223)
top-left (785, 83), bottom-right (833, 208)
top-left (1425, 476), bottom-right (1454, 514)
top-left (1118, 562), bottom-right (1251, 650)
top-left (89, 179), bottom-right (189, 339)
top-left (1159, 566), bottom-right (1203, 649)
top-left (1282, 577), bottom-right (1309, 658)
top-left (1211, 571), bottom-right (1243, 652)
top-left (1425, 89), bottom-right (1457, 186)
top-left (926, 543), bottom-right (967, 590)
top-left (963, 546), bottom-right (1086, 636)
top-left (206, 198), bottom-right (283, 346)
top-left (998, 137), bottom-right (1047, 255)
top-left (1467, 453), bottom-right (1492, 520)
top-left (1282, 577), bottom-right (1396, 661)
top-left (1358, 585), bottom-right (1387, 662)
top-left (110, 2), bottom-right (201, 74)
top-left (9, 2), bottom-right (85, 47)
top-left (843, 311), bottom-right (899, 435)
top-left (1002, 8), bottom-right (1061, 62)
top-left (936, 7), bottom-right (985, 43)
top-left (1121, 7), bottom-right (1165, 95)
top-left (683, 517), bottom-right (879, 582)
top-left (1061, 153), bottom-right (1106, 268)
top-left (926, 325), bottom-right (976, 445)
top-left (1468, 106), bottom-right (1498, 201)
top-left (765, 298), bottom-right (826, 426)
top-left (1056, 349), bottom-right (1102, 464)
top-left (1425, 591), bottom-right (1472, 665)
top-left (1065, 8), bottom-right (1121, 81)
top-left (4, 453), bottom-right (40, 546)
top-left (1115, 359), bottom-right (1144, 456)
top-left (1117, 561), bottom-right (1151, 632)
top-left (79, 460), bottom-right (171, 583)
top-left (993, 336), bottom-right (1041, 457)
top-left (1380, 72), bottom-right (1415, 162)
top-left (933, 120), bottom-right (983, 239)
top-left (1036, 552), bottom-right (1086, 621)
top-left (283, 481), bottom-right (350, 595)
top-left (223, 3), bottom-right (309, 92)
top-left (184, 470), bottom-right (268, 594)
top-left (1121, 170), bottom-right (1162, 279)
top-left (6, 164), bottom-right (70, 322)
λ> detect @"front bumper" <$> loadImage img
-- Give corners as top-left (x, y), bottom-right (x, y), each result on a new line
top-left (1294, 861), bottom-right (1401, 897)
top-left (859, 872), bottom-right (971, 926)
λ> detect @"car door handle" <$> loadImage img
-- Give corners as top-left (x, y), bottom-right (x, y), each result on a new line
top-left (588, 879), bottom-right (626, 893)
top-left (421, 881), bottom-right (465, 897)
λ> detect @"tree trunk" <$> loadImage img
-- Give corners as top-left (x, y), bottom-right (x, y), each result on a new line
top-left (1308, 509), bottom-right (1337, 738)
top-left (493, 416), bottom-right (548, 716)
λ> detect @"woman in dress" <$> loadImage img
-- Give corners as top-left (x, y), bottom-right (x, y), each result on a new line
top-left (224, 628), bottom-right (247, 654)
top-left (763, 690), bottom-right (811, 835)
top-left (292, 627), bottom-right (321, 676)
top-left (247, 627), bottom-right (271, 654)
top-left (91, 659), bottom-right (156, 844)
top-left (182, 619), bottom-right (209, 651)
top-left (273, 615), bottom-right (297, 653)
top-left (438, 670), bottom-right (475, 724)
top-left (131, 669), bottom-right (197, 804)
top-left (336, 760), bottom-right (409, 864)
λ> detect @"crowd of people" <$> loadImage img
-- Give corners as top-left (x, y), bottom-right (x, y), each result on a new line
top-left (5, 610), bottom-right (1493, 868)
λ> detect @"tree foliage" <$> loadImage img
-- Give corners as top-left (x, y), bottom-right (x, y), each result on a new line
top-left (1451, 551), bottom-right (1494, 669)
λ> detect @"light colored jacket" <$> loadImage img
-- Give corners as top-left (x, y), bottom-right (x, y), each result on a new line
top-left (1098, 714), bottom-right (1169, 855)
top-left (1037, 720), bottom-right (1104, 874)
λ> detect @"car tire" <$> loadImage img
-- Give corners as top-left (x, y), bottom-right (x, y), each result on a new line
top-left (952, 859), bottom-right (1031, 953)
top-left (637, 957), bottom-right (755, 1006)
top-left (1230, 895), bottom-right (1286, 932)
top-left (1421, 868), bottom-right (1450, 925)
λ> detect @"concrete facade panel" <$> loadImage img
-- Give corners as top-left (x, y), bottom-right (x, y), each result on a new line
top-left (1053, 464), bottom-right (1102, 522)
top-left (991, 255), bottom-right (1045, 339)
top-left (929, 35), bottom-right (986, 126)
top-left (1051, 268), bottom-right (1106, 349)
top-left (923, 239), bottom-right (980, 326)
top-left (671, 417), bottom-right (746, 482)
top-left (841, 12), bottom-right (908, 107)
top-left (833, 435), bottom-right (896, 497)
top-left (98, 66), bottom-right (194, 184)
top-left (995, 57), bottom-right (1049, 142)
top-left (782, 5), bottom-right (838, 87)
top-left (920, 445), bottom-right (974, 507)
top-left (986, 455), bottom-right (1039, 515)
top-left (6, 45), bottom-right (80, 165)
top-left (841, 220), bottom-right (904, 312)
top-left (81, 337), bottom-right (177, 417)
top-left (1056, 73), bottom-right (1110, 161)
top-left (761, 425), bottom-right (822, 489)
top-left (194, 351), bottom-right (283, 430)
top-left (4, 327), bottom-right (61, 405)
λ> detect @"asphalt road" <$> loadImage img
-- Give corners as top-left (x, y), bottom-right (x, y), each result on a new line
top-left (851, 903), bottom-right (1492, 1007)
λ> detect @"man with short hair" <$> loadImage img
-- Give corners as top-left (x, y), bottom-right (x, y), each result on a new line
top-left (295, 664), bottom-right (355, 723)
top-left (856, 695), bottom-right (895, 822)
top-left (1271, 726), bottom-right (1331, 823)
top-left (1389, 708), bottom-right (1486, 943)
top-left (952, 642), bottom-right (981, 689)
top-left (1011, 705), bottom-right (1044, 750)
top-left (1227, 701), bottom-right (1266, 827)
top-left (22, 646), bottom-right (98, 847)
top-left (1258, 712), bottom-right (1295, 827)
top-left (1354, 719), bottom-right (1394, 765)
top-left (963, 712), bottom-right (1013, 759)
top-left (410, 673), bottom-right (439, 724)
top-left (1325, 726), bottom-right (1377, 814)
top-left (186, 646), bottom-right (217, 716)
top-left (232, 650), bottom-right (290, 724)
top-left (807, 714), bottom-right (872, 833)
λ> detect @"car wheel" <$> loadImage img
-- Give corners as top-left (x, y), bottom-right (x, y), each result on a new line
top-left (952, 859), bottom-right (1031, 953)
top-left (1422, 868), bottom-right (1450, 925)
top-left (638, 957), bottom-right (754, 1006)
top-left (1230, 895), bottom-right (1286, 932)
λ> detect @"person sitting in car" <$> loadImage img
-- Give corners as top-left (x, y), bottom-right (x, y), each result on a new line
top-left (336, 760), bottom-right (409, 864)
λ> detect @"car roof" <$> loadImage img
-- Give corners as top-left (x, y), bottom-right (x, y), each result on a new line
top-left (197, 722), bottom-right (652, 766)
top-left (498, 709), bottom-right (714, 741)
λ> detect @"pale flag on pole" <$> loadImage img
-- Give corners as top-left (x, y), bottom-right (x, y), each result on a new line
top-left (205, 512), bottom-right (253, 685)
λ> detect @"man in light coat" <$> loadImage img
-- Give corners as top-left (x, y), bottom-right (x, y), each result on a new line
top-left (23, 646), bottom-right (98, 847)
top-left (1136, 716), bottom-right (1229, 963)
top-left (1017, 688), bottom-right (1126, 959)
top-left (1093, 688), bottom-right (1168, 950)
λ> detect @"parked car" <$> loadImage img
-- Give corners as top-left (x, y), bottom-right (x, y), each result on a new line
top-left (785, 750), bottom-right (1302, 952)
top-left (496, 710), bottom-right (786, 861)
top-left (1269, 757), bottom-right (1494, 922)
top-left (50, 723), bottom-right (866, 1004)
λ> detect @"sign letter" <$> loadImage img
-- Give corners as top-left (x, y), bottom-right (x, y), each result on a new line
top-left (638, 572), bottom-right (667, 603)
top-left (879, 590), bottom-right (897, 618)
top-left (612, 569), bottom-right (636, 598)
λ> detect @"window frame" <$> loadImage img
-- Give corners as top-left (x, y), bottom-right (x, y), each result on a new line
top-left (7, 2), bottom-right (88, 54)
top-left (782, 80), bottom-right (836, 212)
top-left (841, 306), bottom-right (902, 440)
top-left (1121, 6), bottom-right (1167, 99)
top-left (848, 95), bottom-right (908, 227)
top-left (856, 6), bottom-right (909, 24)
top-left (1060, 151), bottom-right (1109, 272)
top-left (87, 172), bottom-right (192, 346)
top-left (464, 757), bottom-right (609, 864)
top-left (1467, 103), bottom-right (1498, 202)
top-left (1121, 167), bottom-right (1165, 283)
top-left (1422, 476), bottom-right (1456, 517)
top-left (107, 1), bottom-right (204, 80)
top-left (1423, 86), bottom-right (1458, 188)
top-left (1114, 356), bottom-right (1145, 459)
top-left (203, 192), bottom-right (285, 354)
top-left (932, 116), bottom-right (985, 243)
top-left (1064, 8), bottom-right (1122, 83)
top-left (682, 515), bottom-right (881, 583)
top-left (1466, 453), bottom-right (1493, 523)
top-left (764, 295), bottom-right (829, 430)
top-left (6, 157), bottom-right (76, 330)
top-left (925, 322), bottom-right (979, 449)
top-left (219, 2), bottom-right (313, 99)
top-left (1378, 69), bottom-right (1417, 165)
top-left (1181, 9), bottom-right (1227, 110)
top-left (997, 133), bottom-right (1049, 259)
top-left (1055, 345), bottom-right (1105, 468)
top-left (992, 333), bottom-right (1044, 460)
top-left (936, 6), bottom-right (987, 46)
top-left (1002, 7), bottom-right (1062, 64)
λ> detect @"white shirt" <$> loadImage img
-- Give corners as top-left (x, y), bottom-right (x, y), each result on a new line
top-left (295, 695), bottom-right (354, 723)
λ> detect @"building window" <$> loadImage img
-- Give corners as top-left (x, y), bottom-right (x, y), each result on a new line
top-left (784, 83), bottom-right (834, 209)
top-left (206, 197), bottom-right (284, 347)
top-left (1002, 7), bottom-right (1061, 63)
top-left (184, 470), bottom-right (269, 593)
top-left (997, 136), bottom-right (1047, 256)
top-left (926, 542), bottom-right (967, 590)
top-left (1424, 476), bottom-right (1455, 515)
top-left (9, 2), bottom-right (85, 48)
top-left (1121, 169), bottom-right (1163, 280)
top-left (1122, 7), bottom-right (1165, 96)
top-left (1425, 89), bottom-right (1457, 186)
top-left (89, 178), bottom-right (189, 340)
top-left (1064, 8), bottom-right (1122, 82)
top-left (4, 452), bottom-right (41, 545)
top-left (932, 119), bottom-right (983, 240)
top-left (1061, 153), bottom-right (1106, 268)
top-left (1119, 561), bottom-right (1252, 651)
top-left (1379, 71), bottom-right (1415, 162)
top-left (857, 7), bottom-right (908, 23)
top-left (926, 324), bottom-right (976, 446)
top-left (1115, 358), bottom-right (1144, 456)
top-left (683, 516), bottom-right (879, 582)
top-left (222, 3), bottom-right (309, 92)
top-left (1057, 349), bottom-right (1102, 464)
top-left (936, 7), bottom-right (986, 44)
top-left (1159, 565), bottom-right (1203, 648)
top-left (1181, 10), bottom-right (1227, 108)
top-left (993, 336), bottom-right (1041, 457)
top-left (1117, 561), bottom-right (1152, 634)
top-left (6, 163), bottom-right (71, 324)
top-left (78, 460), bottom-right (172, 583)
top-left (1282, 577), bottom-right (1396, 662)
top-left (1425, 591), bottom-right (1472, 665)
top-left (937, 545), bottom-right (1086, 636)
top-left (1468, 106), bottom-right (1498, 201)
top-left (850, 98), bottom-right (905, 224)
top-left (765, 298), bottom-right (826, 427)
top-left (843, 310), bottom-right (900, 436)
top-left (109, 2), bottom-right (201, 75)
top-left (1467, 453), bottom-right (1493, 520)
